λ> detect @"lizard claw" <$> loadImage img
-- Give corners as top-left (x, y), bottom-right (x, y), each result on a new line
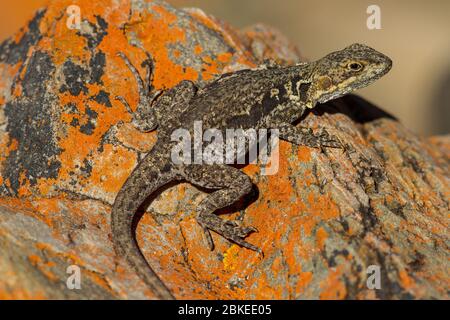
top-left (202, 226), bottom-right (215, 251)
top-left (219, 221), bottom-right (261, 253)
top-left (197, 214), bottom-right (262, 255)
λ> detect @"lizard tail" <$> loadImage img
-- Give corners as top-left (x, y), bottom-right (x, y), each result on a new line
top-left (111, 150), bottom-right (177, 300)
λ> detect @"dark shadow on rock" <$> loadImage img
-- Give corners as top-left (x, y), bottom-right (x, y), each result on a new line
top-left (133, 180), bottom-right (181, 232)
top-left (298, 94), bottom-right (398, 125)
top-left (430, 68), bottom-right (450, 135)
top-left (134, 178), bottom-right (260, 232)
top-left (215, 183), bottom-right (259, 216)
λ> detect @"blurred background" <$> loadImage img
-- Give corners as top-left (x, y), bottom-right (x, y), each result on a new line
top-left (1, 0), bottom-right (449, 135)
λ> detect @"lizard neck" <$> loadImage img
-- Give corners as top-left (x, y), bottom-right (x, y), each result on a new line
top-left (278, 63), bottom-right (315, 109)
top-left (284, 62), bottom-right (315, 81)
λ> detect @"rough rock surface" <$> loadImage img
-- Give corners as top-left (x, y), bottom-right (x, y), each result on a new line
top-left (0, 0), bottom-right (448, 299)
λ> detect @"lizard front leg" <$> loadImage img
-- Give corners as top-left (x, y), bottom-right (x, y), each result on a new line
top-left (115, 51), bottom-right (161, 132)
top-left (116, 51), bottom-right (198, 131)
top-left (152, 80), bottom-right (198, 125)
top-left (276, 122), bottom-right (343, 149)
top-left (182, 164), bottom-right (261, 253)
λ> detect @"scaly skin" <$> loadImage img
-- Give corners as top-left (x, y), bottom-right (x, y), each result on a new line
top-left (112, 43), bottom-right (392, 299)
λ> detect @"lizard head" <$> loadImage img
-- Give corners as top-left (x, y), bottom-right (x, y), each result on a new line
top-left (305, 43), bottom-right (392, 108)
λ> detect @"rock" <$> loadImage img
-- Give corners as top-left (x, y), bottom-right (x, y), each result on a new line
top-left (0, 0), bottom-right (448, 299)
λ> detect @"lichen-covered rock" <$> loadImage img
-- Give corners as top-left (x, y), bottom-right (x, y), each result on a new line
top-left (0, 0), bottom-right (448, 299)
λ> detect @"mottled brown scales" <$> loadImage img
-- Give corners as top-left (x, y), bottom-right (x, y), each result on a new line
top-left (111, 43), bottom-right (392, 299)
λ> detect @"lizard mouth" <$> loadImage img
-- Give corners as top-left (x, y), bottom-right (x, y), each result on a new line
top-left (317, 88), bottom-right (352, 104)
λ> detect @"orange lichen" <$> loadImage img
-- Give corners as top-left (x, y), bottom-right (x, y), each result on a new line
top-left (399, 270), bottom-right (414, 289)
top-left (0, 289), bottom-right (47, 300)
top-left (223, 245), bottom-right (241, 271)
top-left (316, 227), bottom-right (328, 250)
top-left (319, 267), bottom-right (347, 300)
top-left (115, 123), bottom-right (157, 153)
top-left (28, 254), bottom-right (58, 282)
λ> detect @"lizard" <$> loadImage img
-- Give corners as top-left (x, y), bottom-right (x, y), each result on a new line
top-left (111, 43), bottom-right (392, 299)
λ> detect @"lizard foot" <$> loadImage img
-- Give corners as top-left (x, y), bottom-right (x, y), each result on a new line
top-left (115, 51), bottom-right (160, 132)
top-left (277, 123), bottom-right (343, 150)
top-left (197, 212), bottom-right (262, 254)
top-left (315, 129), bottom-right (343, 149)
top-left (182, 164), bottom-right (262, 255)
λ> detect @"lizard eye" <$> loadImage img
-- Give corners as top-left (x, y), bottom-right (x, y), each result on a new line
top-left (347, 62), bottom-right (363, 72)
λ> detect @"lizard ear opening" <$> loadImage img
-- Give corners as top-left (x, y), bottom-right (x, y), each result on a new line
top-left (318, 76), bottom-right (333, 90)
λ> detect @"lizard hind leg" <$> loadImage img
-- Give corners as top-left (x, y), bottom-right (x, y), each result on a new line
top-left (182, 164), bottom-right (262, 254)
top-left (115, 51), bottom-right (161, 132)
